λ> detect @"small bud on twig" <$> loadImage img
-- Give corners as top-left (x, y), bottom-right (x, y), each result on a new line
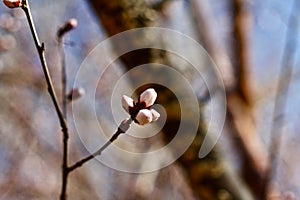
top-left (67, 87), bottom-right (85, 102)
top-left (3, 0), bottom-right (22, 9)
top-left (57, 18), bottom-right (78, 38)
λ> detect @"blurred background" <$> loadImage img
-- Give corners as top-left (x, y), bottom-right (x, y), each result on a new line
top-left (0, 0), bottom-right (300, 199)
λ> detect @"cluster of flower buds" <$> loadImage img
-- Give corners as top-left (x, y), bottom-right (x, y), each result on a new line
top-left (57, 18), bottom-right (78, 38)
top-left (3, 0), bottom-right (22, 9)
top-left (122, 88), bottom-right (160, 125)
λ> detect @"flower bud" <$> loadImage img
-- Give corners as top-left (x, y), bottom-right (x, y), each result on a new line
top-left (57, 18), bottom-right (78, 38)
top-left (135, 109), bottom-right (153, 125)
top-left (3, 0), bottom-right (22, 8)
top-left (139, 88), bottom-right (157, 108)
top-left (122, 95), bottom-right (134, 113)
top-left (150, 109), bottom-right (160, 122)
top-left (67, 87), bottom-right (85, 102)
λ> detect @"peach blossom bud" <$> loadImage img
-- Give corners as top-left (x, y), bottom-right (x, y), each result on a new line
top-left (150, 109), bottom-right (160, 122)
top-left (67, 88), bottom-right (85, 101)
top-left (139, 88), bottom-right (157, 107)
top-left (3, 0), bottom-right (22, 8)
top-left (122, 95), bottom-right (134, 113)
top-left (135, 109), bottom-right (152, 125)
top-left (57, 18), bottom-right (78, 37)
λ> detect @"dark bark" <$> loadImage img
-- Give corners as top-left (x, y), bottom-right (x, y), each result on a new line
top-left (230, 0), bottom-right (269, 197)
top-left (88, 0), bottom-right (254, 199)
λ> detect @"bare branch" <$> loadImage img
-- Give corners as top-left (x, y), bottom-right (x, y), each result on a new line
top-left (21, 1), bottom-right (70, 199)
top-left (21, 0), bottom-right (68, 141)
top-left (68, 119), bottom-right (133, 172)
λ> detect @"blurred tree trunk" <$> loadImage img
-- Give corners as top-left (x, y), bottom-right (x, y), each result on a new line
top-left (229, 0), bottom-right (268, 196)
top-left (188, 0), bottom-right (268, 198)
top-left (88, 0), bottom-right (254, 199)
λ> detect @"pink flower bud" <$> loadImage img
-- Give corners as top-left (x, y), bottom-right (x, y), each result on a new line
top-left (57, 18), bottom-right (78, 37)
top-left (150, 109), bottom-right (160, 122)
top-left (67, 88), bottom-right (85, 101)
top-left (139, 88), bottom-right (157, 108)
top-left (122, 95), bottom-right (134, 113)
top-left (135, 109), bottom-right (153, 125)
top-left (3, 0), bottom-right (22, 8)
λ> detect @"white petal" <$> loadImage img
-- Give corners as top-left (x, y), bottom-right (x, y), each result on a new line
top-left (122, 95), bottom-right (134, 113)
top-left (150, 109), bottom-right (160, 122)
top-left (3, 0), bottom-right (21, 8)
top-left (135, 109), bottom-right (152, 125)
top-left (139, 88), bottom-right (157, 107)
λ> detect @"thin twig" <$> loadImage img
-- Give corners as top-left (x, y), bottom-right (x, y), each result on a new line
top-left (57, 36), bottom-right (69, 200)
top-left (21, 1), bottom-right (68, 137)
top-left (58, 37), bottom-right (67, 118)
top-left (68, 119), bottom-right (133, 172)
top-left (262, 0), bottom-right (299, 198)
top-left (21, 1), bottom-right (69, 199)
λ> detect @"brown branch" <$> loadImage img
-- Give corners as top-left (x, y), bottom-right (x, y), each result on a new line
top-left (226, 95), bottom-right (268, 195)
top-left (189, 0), bottom-right (235, 89)
top-left (57, 21), bottom-right (74, 200)
top-left (189, 0), bottom-right (268, 197)
top-left (229, 0), bottom-right (269, 196)
top-left (68, 119), bottom-right (133, 172)
top-left (57, 35), bottom-right (69, 200)
top-left (231, 0), bottom-right (253, 105)
top-left (21, 1), bottom-right (70, 199)
top-left (21, 1), bottom-right (68, 143)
